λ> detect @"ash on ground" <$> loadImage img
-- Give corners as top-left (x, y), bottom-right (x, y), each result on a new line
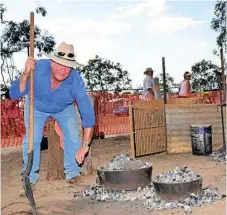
top-left (210, 148), bottom-right (226, 162)
top-left (74, 183), bottom-right (219, 214)
top-left (74, 166), bottom-right (221, 214)
top-left (99, 154), bottom-right (151, 171)
top-left (154, 167), bottom-right (202, 183)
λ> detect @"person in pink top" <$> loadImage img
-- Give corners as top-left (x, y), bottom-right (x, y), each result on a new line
top-left (178, 71), bottom-right (192, 98)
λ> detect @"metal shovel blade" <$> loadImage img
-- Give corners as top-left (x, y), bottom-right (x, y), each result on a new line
top-left (22, 151), bottom-right (37, 215)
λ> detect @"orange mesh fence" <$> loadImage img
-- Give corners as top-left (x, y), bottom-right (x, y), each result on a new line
top-left (1, 98), bottom-right (25, 148)
top-left (0, 91), bottom-right (223, 148)
top-left (91, 92), bottom-right (154, 136)
top-left (1, 98), bottom-right (49, 148)
top-left (92, 91), bottom-right (222, 137)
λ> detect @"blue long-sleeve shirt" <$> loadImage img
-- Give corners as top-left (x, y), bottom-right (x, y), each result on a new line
top-left (9, 59), bottom-right (95, 128)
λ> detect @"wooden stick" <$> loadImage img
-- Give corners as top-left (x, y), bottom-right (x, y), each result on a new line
top-left (220, 47), bottom-right (226, 103)
top-left (28, 12), bottom-right (34, 154)
top-left (162, 57), bottom-right (167, 104)
top-left (129, 103), bottom-right (136, 158)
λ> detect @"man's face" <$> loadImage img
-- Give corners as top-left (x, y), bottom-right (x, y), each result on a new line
top-left (148, 71), bottom-right (153, 77)
top-left (51, 61), bottom-right (71, 81)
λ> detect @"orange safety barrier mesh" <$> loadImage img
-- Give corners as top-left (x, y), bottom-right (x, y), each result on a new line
top-left (92, 92), bottom-right (154, 136)
top-left (1, 98), bottom-right (49, 148)
top-left (92, 91), bottom-right (223, 137)
top-left (1, 98), bottom-right (25, 148)
top-left (0, 91), bottom-right (223, 148)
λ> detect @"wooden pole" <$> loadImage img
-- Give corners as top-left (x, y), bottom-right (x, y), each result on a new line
top-left (129, 103), bottom-right (136, 158)
top-left (220, 47), bottom-right (226, 103)
top-left (21, 12), bottom-right (37, 215)
top-left (162, 57), bottom-right (167, 104)
top-left (218, 74), bottom-right (226, 149)
top-left (28, 12), bottom-right (34, 156)
top-left (46, 120), bottom-right (65, 180)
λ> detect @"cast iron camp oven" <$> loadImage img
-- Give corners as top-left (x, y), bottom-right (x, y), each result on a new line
top-left (97, 164), bottom-right (153, 191)
top-left (153, 176), bottom-right (203, 201)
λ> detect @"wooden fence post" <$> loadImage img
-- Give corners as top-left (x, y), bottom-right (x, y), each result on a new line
top-left (46, 120), bottom-right (65, 180)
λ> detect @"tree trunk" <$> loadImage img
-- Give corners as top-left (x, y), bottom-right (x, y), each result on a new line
top-left (46, 119), bottom-right (65, 180)
top-left (46, 96), bottom-right (94, 180)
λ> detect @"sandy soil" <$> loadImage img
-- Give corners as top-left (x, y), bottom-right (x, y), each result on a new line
top-left (1, 136), bottom-right (226, 215)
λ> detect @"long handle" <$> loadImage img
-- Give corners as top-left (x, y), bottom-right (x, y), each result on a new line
top-left (28, 12), bottom-right (34, 154)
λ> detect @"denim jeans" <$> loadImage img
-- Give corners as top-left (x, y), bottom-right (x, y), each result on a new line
top-left (22, 96), bottom-right (81, 184)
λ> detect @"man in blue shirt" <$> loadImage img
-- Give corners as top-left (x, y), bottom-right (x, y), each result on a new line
top-left (9, 42), bottom-right (95, 189)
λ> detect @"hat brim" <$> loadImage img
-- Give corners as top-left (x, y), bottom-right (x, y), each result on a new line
top-left (144, 70), bottom-right (154, 74)
top-left (45, 54), bottom-right (83, 68)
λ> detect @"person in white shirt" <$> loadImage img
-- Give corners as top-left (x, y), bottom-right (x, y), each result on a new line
top-left (178, 71), bottom-right (191, 97)
top-left (142, 67), bottom-right (155, 97)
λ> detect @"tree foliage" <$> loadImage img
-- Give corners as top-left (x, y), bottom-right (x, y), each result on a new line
top-left (157, 73), bottom-right (178, 92)
top-left (78, 55), bottom-right (132, 92)
top-left (211, 0), bottom-right (227, 54)
top-left (191, 60), bottom-right (220, 91)
top-left (0, 3), bottom-right (56, 97)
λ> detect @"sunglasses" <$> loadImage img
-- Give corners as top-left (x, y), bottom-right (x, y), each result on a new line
top-left (57, 52), bottom-right (74, 58)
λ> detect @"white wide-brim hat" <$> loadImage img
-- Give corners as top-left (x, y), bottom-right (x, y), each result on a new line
top-left (45, 42), bottom-right (83, 68)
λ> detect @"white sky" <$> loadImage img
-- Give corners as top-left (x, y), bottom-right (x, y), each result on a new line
top-left (1, 0), bottom-right (220, 88)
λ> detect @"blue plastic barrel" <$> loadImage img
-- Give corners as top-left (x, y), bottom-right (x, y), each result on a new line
top-left (190, 124), bottom-right (212, 155)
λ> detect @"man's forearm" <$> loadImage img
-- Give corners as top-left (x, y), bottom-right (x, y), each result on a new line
top-left (83, 127), bottom-right (94, 145)
top-left (19, 74), bottom-right (29, 93)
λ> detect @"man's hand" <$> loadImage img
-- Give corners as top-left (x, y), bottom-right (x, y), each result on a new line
top-left (24, 57), bottom-right (36, 78)
top-left (76, 146), bottom-right (89, 164)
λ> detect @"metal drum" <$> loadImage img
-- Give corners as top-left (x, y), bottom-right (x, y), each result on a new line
top-left (190, 124), bottom-right (212, 155)
top-left (97, 165), bottom-right (152, 191)
top-left (153, 176), bottom-right (203, 201)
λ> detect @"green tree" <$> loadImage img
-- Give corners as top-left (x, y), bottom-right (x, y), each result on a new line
top-left (0, 4), bottom-right (56, 98)
top-left (211, 0), bottom-right (227, 54)
top-left (78, 55), bottom-right (132, 92)
top-left (191, 60), bottom-right (220, 91)
top-left (211, 0), bottom-right (226, 101)
top-left (157, 73), bottom-right (178, 92)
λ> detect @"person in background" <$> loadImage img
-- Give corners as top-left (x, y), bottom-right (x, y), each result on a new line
top-left (178, 71), bottom-right (192, 98)
top-left (142, 67), bottom-right (155, 98)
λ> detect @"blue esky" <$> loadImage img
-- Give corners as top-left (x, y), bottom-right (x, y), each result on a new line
top-left (2, 0), bottom-right (219, 88)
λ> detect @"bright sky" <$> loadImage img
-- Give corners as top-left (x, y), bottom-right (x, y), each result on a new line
top-left (2, 0), bottom-right (220, 88)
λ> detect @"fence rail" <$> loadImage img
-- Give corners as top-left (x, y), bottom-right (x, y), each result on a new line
top-left (1, 91), bottom-right (223, 148)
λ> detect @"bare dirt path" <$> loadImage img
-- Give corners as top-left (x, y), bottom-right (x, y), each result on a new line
top-left (1, 136), bottom-right (226, 215)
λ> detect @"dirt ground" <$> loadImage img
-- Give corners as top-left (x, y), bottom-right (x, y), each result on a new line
top-left (1, 136), bottom-right (226, 215)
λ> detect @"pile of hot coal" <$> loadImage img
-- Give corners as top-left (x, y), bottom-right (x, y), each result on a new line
top-left (100, 154), bottom-right (151, 171)
top-left (154, 167), bottom-right (202, 183)
top-left (74, 167), bottom-right (220, 214)
top-left (145, 187), bottom-right (219, 214)
top-left (74, 184), bottom-right (219, 214)
top-left (210, 148), bottom-right (226, 162)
